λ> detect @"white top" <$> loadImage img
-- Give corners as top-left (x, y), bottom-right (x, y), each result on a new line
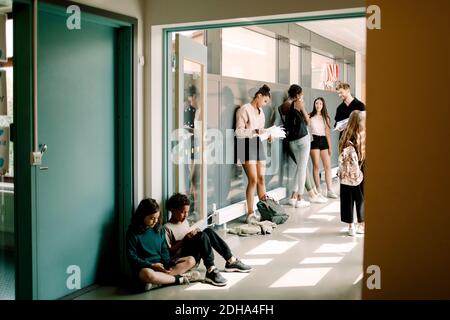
top-left (164, 220), bottom-right (191, 258)
top-left (309, 115), bottom-right (327, 136)
top-left (235, 103), bottom-right (265, 139)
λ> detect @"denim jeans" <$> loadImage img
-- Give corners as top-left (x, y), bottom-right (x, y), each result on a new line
top-left (289, 135), bottom-right (311, 195)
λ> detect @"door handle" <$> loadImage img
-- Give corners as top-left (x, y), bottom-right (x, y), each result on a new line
top-left (39, 166), bottom-right (48, 171)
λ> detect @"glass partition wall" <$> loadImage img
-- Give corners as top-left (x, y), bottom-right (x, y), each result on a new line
top-left (0, 15), bottom-right (15, 300)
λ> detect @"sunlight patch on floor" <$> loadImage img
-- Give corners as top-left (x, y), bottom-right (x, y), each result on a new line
top-left (269, 268), bottom-right (332, 288)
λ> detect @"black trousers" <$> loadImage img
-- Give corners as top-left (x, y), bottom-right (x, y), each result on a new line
top-left (340, 183), bottom-right (365, 224)
top-left (180, 228), bottom-right (233, 269)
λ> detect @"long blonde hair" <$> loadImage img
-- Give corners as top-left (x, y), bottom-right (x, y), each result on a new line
top-left (339, 110), bottom-right (366, 162)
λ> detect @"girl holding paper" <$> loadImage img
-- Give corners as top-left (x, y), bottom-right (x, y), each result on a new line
top-left (284, 84), bottom-right (311, 208)
top-left (235, 84), bottom-right (272, 224)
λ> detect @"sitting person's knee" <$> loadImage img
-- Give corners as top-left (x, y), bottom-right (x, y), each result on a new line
top-left (140, 268), bottom-right (156, 283)
top-left (186, 256), bottom-right (196, 267)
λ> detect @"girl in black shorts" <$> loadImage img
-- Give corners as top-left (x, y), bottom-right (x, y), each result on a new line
top-left (309, 98), bottom-right (338, 199)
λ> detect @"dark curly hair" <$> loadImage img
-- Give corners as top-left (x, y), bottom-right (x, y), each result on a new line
top-left (166, 193), bottom-right (191, 213)
top-left (130, 198), bottom-right (162, 233)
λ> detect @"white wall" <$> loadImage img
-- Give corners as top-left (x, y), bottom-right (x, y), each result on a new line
top-left (355, 51), bottom-right (366, 102)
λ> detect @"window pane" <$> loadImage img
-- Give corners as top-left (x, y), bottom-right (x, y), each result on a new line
top-left (311, 52), bottom-right (336, 90)
top-left (172, 59), bottom-right (204, 225)
top-left (222, 27), bottom-right (276, 83)
top-left (290, 44), bottom-right (300, 84)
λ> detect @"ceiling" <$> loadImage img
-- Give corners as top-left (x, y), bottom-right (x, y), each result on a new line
top-left (297, 18), bottom-right (366, 54)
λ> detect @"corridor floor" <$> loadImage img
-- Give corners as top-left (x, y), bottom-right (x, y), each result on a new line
top-left (76, 195), bottom-right (364, 300)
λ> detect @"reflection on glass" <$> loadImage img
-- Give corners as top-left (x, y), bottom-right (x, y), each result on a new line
top-left (172, 59), bottom-right (203, 226)
top-left (311, 52), bottom-right (336, 91)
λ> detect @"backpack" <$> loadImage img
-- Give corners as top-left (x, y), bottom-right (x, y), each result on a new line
top-left (338, 144), bottom-right (364, 186)
top-left (257, 198), bottom-right (289, 224)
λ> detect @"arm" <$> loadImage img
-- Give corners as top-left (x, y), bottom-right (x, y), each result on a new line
top-left (160, 232), bottom-right (172, 266)
top-left (164, 226), bottom-right (184, 256)
top-left (296, 99), bottom-right (310, 126)
top-left (325, 117), bottom-right (332, 156)
top-left (235, 107), bottom-right (256, 138)
top-left (126, 230), bottom-right (152, 270)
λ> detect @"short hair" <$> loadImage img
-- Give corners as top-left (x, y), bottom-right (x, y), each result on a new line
top-left (336, 82), bottom-right (351, 91)
top-left (188, 84), bottom-right (198, 97)
top-left (167, 193), bottom-right (190, 212)
top-left (288, 84), bottom-right (303, 99)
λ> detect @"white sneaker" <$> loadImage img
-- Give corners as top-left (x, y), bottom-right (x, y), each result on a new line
top-left (309, 195), bottom-right (328, 204)
top-left (246, 213), bottom-right (260, 224)
top-left (288, 198), bottom-right (298, 207)
top-left (318, 194), bottom-right (329, 202)
top-left (144, 283), bottom-right (162, 291)
top-left (356, 224), bottom-right (365, 234)
top-left (327, 190), bottom-right (339, 199)
top-left (181, 270), bottom-right (202, 284)
top-left (296, 199), bottom-right (311, 208)
top-left (348, 227), bottom-right (355, 237)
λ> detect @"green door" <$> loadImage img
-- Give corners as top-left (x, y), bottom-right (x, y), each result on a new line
top-left (36, 7), bottom-right (117, 299)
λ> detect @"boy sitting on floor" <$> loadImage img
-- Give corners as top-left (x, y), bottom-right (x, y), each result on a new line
top-left (164, 193), bottom-right (252, 286)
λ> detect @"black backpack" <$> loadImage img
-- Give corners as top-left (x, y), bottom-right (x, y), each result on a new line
top-left (257, 198), bottom-right (289, 225)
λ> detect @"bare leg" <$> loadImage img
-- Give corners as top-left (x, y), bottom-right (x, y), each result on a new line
top-left (242, 162), bottom-right (258, 215)
top-left (139, 268), bottom-right (176, 285)
top-left (168, 256), bottom-right (196, 276)
top-left (256, 161), bottom-right (267, 200)
top-left (310, 149), bottom-right (322, 192)
top-left (320, 149), bottom-right (333, 191)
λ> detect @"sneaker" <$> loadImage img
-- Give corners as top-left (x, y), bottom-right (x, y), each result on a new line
top-left (356, 224), bottom-right (365, 234)
top-left (181, 270), bottom-right (202, 284)
top-left (225, 259), bottom-right (253, 273)
top-left (246, 213), bottom-right (259, 224)
top-left (309, 195), bottom-right (328, 204)
top-left (288, 198), bottom-right (298, 207)
top-left (348, 227), bottom-right (355, 237)
top-left (296, 199), bottom-right (311, 208)
top-left (327, 190), bottom-right (339, 199)
top-left (144, 283), bottom-right (162, 291)
top-left (318, 194), bottom-right (329, 202)
top-left (205, 268), bottom-right (228, 286)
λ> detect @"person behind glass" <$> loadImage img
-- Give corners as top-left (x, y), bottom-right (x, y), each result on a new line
top-left (339, 111), bottom-right (365, 236)
top-left (278, 95), bottom-right (327, 205)
top-left (335, 82), bottom-right (366, 137)
top-left (125, 198), bottom-right (201, 291)
top-left (309, 97), bottom-right (338, 199)
top-left (164, 193), bottom-right (252, 287)
top-left (235, 84), bottom-right (272, 224)
top-left (184, 84), bottom-right (200, 209)
top-left (283, 84), bottom-right (311, 208)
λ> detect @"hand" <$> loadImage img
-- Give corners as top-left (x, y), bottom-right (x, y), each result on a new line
top-left (328, 148), bottom-right (332, 157)
top-left (184, 229), bottom-right (200, 240)
top-left (268, 135), bottom-right (273, 144)
top-left (151, 263), bottom-right (170, 273)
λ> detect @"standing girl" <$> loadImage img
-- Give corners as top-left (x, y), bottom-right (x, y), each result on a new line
top-left (235, 84), bottom-right (272, 224)
top-left (338, 110), bottom-right (366, 236)
top-left (284, 84), bottom-right (311, 208)
top-left (309, 97), bottom-right (338, 199)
